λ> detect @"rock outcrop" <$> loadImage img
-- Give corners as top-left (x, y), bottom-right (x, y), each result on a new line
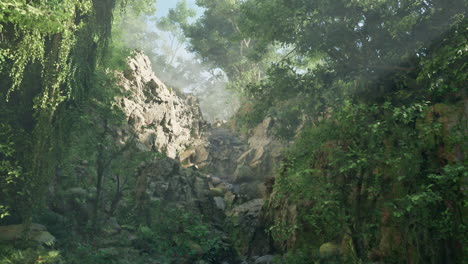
top-left (115, 51), bottom-right (206, 158)
top-left (178, 117), bottom-right (289, 260)
top-left (134, 157), bottom-right (216, 214)
top-left (93, 52), bottom-right (284, 263)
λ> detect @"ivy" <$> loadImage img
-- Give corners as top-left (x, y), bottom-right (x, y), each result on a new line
top-left (0, 0), bottom-right (92, 107)
top-left (270, 98), bottom-right (466, 262)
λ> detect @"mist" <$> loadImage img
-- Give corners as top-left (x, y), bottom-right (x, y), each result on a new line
top-left (113, 1), bottom-right (239, 123)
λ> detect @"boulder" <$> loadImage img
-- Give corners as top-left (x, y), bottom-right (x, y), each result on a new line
top-left (180, 148), bottom-right (196, 166)
top-left (134, 157), bottom-right (222, 222)
top-left (319, 242), bottom-right (341, 258)
top-left (211, 176), bottom-right (222, 185)
top-left (214, 197), bottom-right (226, 211)
top-left (194, 146), bottom-right (210, 163)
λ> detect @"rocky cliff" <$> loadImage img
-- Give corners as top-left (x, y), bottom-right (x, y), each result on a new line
top-left (178, 117), bottom-right (289, 261)
top-left (112, 52), bottom-right (283, 263)
top-left (83, 52), bottom-right (282, 263)
top-left (115, 51), bottom-right (205, 158)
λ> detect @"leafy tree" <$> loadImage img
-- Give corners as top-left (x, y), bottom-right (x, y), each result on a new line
top-left (241, 0), bottom-right (467, 78)
top-left (184, 0), bottom-right (276, 90)
top-left (156, 0), bottom-right (196, 65)
top-left (231, 0), bottom-right (467, 262)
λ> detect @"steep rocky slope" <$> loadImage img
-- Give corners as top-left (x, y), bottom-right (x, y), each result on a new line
top-left (112, 52), bottom-right (281, 263)
top-left (115, 51), bottom-right (206, 158)
top-left (112, 52), bottom-right (284, 263)
top-left (180, 117), bottom-right (290, 261)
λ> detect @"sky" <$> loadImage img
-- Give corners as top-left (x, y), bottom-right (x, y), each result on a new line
top-left (155, 0), bottom-right (204, 18)
top-left (151, 0), bottom-right (204, 61)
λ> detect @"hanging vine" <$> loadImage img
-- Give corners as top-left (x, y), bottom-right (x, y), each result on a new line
top-left (0, 0), bottom-right (92, 110)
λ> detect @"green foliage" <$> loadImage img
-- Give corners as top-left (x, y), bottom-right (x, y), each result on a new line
top-left (157, 1), bottom-right (195, 38)
top-left (184, 0), bottom-right (277, 93)
top-left (417, 21), bottom-right (468, 100)
top-left (0, 0), bottom-right (120, 224)
top-left (390, 164), bottom-right (467, 260)
top-left (270, 98), bottom-right (466, 262)
top-left (0, 0), bottom-right (93, 107)
top-left (0, 123), bottom-right (29, 222)
top-left (0, 244), bottom-right (63, 264)
top-left (123, 200), bottom-right (225, 263)
top-left (235, 7), bottom-right (466, 261)
top-left (241, 0), bottom-right (467, 77)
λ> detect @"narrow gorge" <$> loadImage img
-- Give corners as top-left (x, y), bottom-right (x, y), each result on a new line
top-left (0, 1), bottom-right (466, 264)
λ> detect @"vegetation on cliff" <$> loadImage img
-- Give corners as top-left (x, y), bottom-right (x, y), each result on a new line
top-left (182, 0), bottom-right (467, 263)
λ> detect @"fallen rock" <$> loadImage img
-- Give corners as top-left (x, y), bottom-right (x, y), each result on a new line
top-left (319, 242), bottom-right (341, 258)
top-left (230, 199), bottom-right (264, 216)
top-left (239, 181), bottom-right (263, 200)
top-left (214, 197), bottom-right (226, 211)
top-left (211, 176), bottom-right (222, 185)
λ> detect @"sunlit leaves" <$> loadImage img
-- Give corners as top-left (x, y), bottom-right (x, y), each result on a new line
top-left (1, 0), bottom-right (92, 105)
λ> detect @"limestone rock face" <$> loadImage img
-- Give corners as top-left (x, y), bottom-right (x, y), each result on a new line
top-left (135, 157), bottom-right (209, 206)
top-left (180, 127), bottom-right (247, 181)
top-left (115, 51), bottom-right (205, 158)
top-left (133, 157), bottom-right (227, 228)
top-left (226, 199), bottom-right (271, 257)
top-left (236, 117), bottom-right (286, 185)
top-left (181, 117), bottom-right (285, 198)
top-left (113, 55), bottom-right (284, 260)
top-left (177, 118), bottom-right (285, 259)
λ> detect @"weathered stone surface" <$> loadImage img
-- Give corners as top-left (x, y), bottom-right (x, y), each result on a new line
top-left (237, 117), bottom-right (286, 185)
top-left (134, 157), bottom-right (225, 225)
top-left (263, 196), bottom-right (299, 251)
top-left (225, 199), bottom-right (271, 256)
top-left (214, 197), bottom-right (226, 211)
top-left (186, 127), bottom-right (247, 181)
top-left (234, 165), bottom-right (255, 183)
top-left (112, 53), bottom-right (282, 261)
top-left (319, 242), bottom-right (341, 258)
top-left (239, 182), bottom-right (264, 200)
top-left (230, 199), bottom-right (264, 217)
top-left (211, 176), bottom-right (222, 185)
top-left (115, 51), bottom-right (206, 158)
